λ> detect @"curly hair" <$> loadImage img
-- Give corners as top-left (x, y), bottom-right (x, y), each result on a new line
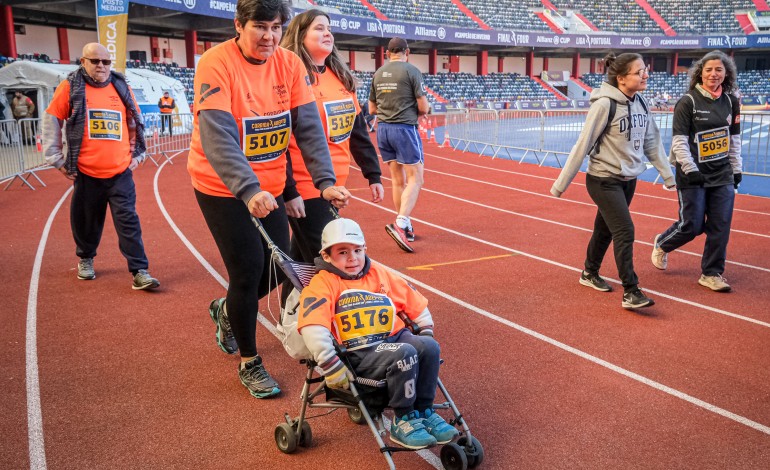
top-left (687, 50), bottom-right (738, 94)
top-left (280, 9), bottom-right (356, 93)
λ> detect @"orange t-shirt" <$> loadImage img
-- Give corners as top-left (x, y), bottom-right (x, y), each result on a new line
top-left (287, 70), bottom-right (360, 200)
top-left (47, 80), bottom-right (133, 179)
top-left (298, 262), bottom-right (428, 350)
top-left (187, 40), bottom-right (316, 198)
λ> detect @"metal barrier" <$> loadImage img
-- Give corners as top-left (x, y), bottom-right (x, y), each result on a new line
top-left (0, 113), bottom-right (195, 190)
top-left (1, 118), bottom-right (47, 190)
top-left (441, 109), bottom-right (770, 177)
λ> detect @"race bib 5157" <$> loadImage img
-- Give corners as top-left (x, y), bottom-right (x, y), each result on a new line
top-left (324, 98), bottom-right (356, 144)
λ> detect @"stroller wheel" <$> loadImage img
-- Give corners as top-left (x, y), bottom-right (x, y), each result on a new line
top-left (275, 423), bottom-right (298, 454)
top-left (440, 442), bottom-right (468, 470)
top-left (298, 420), bottom-right (312, 447)
top-left (457, 435), bottom-right (484, 468)
top-left (347, 406), bottom-right (366, 425)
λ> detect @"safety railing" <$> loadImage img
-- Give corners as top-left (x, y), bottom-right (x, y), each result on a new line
top-left (0, 113), bottom-right (195, 190)
top-left (440, 109), bottom-right (769, 177)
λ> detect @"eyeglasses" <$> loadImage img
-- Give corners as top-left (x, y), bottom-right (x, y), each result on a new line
top-left (83, 58), bottom-right (112, 66)
top-left (629, 66), bottom-right (650, 78)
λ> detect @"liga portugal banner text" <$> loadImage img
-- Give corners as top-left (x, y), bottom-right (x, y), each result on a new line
top-left (96, 0), bottom-right (129, 74)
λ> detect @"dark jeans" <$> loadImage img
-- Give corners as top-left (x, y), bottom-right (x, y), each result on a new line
top-left (160, 114), bottom-right (173, 135)
top-left (71, 169), bottom-right (148, 273)
top-left (348, 329), bottom-right (440, 418)
top-left (657, 184), bottom-right (734, 276)
top-left (195, 190), bottom-right (289, 358)
top-left (584, 174), bottom-right (639, 292)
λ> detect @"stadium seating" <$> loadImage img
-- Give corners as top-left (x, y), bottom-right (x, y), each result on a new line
top-left (463, 0), bottom-right (549, 31)
top-left (648, 0), bottom-right (754, 34)
top-left (313, 0), bottom-right (377, 18)
top-left (369, 0), bottom-right (479, 29)
top-left (422, 72), bottom-right (553, 103)
top-left (555, 1), bottom-right (661, 33)
top-left (738, 70), bottom-right (770, 98)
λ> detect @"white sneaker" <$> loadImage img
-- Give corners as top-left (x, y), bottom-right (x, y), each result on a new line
top-left (698, 274), bottom-right (731, 292)
top-left (651, 234), bottom-right (668, 270)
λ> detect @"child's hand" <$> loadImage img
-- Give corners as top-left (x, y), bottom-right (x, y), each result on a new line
top-left (325, 365), bottom-right (351, 390)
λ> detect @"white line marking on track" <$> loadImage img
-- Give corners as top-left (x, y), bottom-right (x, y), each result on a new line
top-left (393, 268), bottom-right (770, 437)
top-left (422, 167), bottom-right (770, 239)
top-left (351, 166), bottom-right (770, 274)
top-left (156, 156), bottom-right (770, 445)
top-left (27, 186), bottom-right (72, 469)
top-left (153, 159), bottom-right (441, 469)
top-left (352, 195), bottom-right (770, 329)
top-left (425, 151), bottom-right (770, 216)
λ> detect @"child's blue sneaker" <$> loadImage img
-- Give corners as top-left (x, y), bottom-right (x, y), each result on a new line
top-left (390, 411), bottom-right (437, 449)
top-left (422, 408), bottom-right (459, 444)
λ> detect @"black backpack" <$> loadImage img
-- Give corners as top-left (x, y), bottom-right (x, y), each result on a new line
top-left (591, 95), bottom-right (649, 154)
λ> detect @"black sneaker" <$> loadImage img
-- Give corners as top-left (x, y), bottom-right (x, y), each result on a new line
top-left (209, 298), bottom-right (238, 355)
top-left (622, 289), bottom-right (655, 309)
top-left (239, 356), bottom-right (281, 398)
top-left (579, 271), bottom-right (612, 292)
top-left (405, 226), bottom-right (415, 242)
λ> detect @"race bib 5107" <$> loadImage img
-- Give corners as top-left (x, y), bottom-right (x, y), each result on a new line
top-left (242, 111), bottom-right (291, 163)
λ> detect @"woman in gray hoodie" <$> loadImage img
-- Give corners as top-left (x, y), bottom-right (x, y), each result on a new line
top-left (550, 52), bottom-right (675, 310)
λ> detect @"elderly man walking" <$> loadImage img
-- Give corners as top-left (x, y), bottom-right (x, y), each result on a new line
top-left (42, 42), bottom-right (159, 290)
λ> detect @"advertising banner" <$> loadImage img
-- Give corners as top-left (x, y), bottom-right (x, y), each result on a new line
top-left (96, 0), bottom-right (129, 73)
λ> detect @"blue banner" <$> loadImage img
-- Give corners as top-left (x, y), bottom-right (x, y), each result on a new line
top-left (129, 0), bottom-right (770, 50)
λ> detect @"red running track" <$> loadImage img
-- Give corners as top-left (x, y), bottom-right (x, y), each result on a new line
top-left (2, 140), bottom-right (770, 469)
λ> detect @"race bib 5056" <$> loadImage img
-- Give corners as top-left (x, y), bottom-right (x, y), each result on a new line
top-left (695, 126), bottom-right (729, 163)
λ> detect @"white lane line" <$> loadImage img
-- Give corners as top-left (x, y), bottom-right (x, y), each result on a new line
top-left (393, 268), bottom-right (770, 437)
top-left (152, 159), bottom-right (278, 335)
top-left (426, 151), bottom-right (770, 216)
top-left (422, 167), bottom-right (770, 239)
top-left (351, 166), bottom-right (770, 274)
top-left (154, 159), bottom-right (770, 437)
top-left (27, 186), bottom-right (72, 470)
top-left (351, 195), bottom-right (770, 329)
top-left (153, 158), bottom-right (441, 469)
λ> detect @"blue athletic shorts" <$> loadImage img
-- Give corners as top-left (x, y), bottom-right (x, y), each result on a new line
top-left (376, 122), bottom-right (424, 165)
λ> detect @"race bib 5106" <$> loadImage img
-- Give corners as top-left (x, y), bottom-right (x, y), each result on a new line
top-left (242, 111), bottom-right (291, 163)
top-left (88, 109), bottom-right (123, 141)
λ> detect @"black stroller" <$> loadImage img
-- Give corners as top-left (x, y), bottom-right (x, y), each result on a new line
top-left (253, 217), bottom-right (484, 470)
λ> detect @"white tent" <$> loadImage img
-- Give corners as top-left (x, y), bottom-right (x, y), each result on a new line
top-left (0, 61), bottom-right (190, 120)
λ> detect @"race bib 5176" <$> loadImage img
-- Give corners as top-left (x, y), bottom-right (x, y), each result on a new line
top-left (333, 289), bottom-right (395, 350)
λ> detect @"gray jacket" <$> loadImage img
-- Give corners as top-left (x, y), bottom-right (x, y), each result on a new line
top-left (551, 82), bottom-right (674, 197)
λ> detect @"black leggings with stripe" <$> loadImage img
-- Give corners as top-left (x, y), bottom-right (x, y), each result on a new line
top-left (195, 190), bottom-right (289, 358)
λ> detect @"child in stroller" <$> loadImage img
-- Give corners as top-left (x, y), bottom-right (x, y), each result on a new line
top-left (298, 218), bottom-right (457, 449)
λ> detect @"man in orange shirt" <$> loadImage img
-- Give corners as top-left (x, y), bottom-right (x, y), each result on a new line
top-left (157, 91), bottom-right (175, 135)
top-left (42, 42), bottom-right (159, 290)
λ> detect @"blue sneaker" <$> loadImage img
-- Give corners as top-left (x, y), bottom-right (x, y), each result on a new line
top-left (390, 411), bottom-right (437, 449)
top-left (422, 409), bottom-right (459, 444)
top-left (209, 298), bottom-right (238, 354)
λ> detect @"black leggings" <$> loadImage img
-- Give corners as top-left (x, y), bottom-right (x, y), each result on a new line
top-left (195, 190), bottom-right (290, 357)
top-left (584, 174), bottom-right (639, 292)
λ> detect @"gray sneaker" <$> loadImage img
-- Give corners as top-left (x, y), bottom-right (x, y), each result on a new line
top-left (698, 274), bottom-right (731, 292)
top-left (77, 258), bottom-right (96, 280)
top-left (239, 355), bottom-right (281, 398)
top-left (132, 269), bottom-right (160, 290)
top-left (651, 234), bottom-right (668, 270)
top-left (208, 298), bottom-right (238, 354)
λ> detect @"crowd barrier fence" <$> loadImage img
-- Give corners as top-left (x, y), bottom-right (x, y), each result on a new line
top-left (1, 113), bottom-right (195, 190)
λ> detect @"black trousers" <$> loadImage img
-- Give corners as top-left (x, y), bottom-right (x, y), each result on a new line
top-left (657, 184), bottom-right (734, 276)
top-left (584, 174), bottom-right (639, 292)
top-left (195, 190), bottom-right (289, 358)
top-left (71, 169), bottom-right (148, 273)
top-left (160, 114), bottom-right (173, 135)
